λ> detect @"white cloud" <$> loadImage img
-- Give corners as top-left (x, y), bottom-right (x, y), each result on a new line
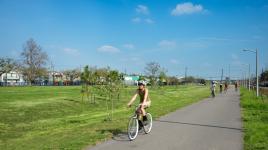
top-left (132, 5), bottom-right (154, 24)
top-left (131, 17), bottom-right (141, 23)
top-left (232, 60), bottom-right (243, 66)
top-left (144, 18), bottom-right (154, 24)
top-left (98, 45), bottom-right (120, 53)
top-left (202, 62), bottom-right (212, 67)
top-left (252, 35), bottom-right (261, 39)
top-left (123, 44), bottom-right (135, 49)
top-left (63, 48), bottom-right (80, 56)
top-left (231, 54), bottom-right (239, 60)
top-left (136, 5), bottom-right (149, 15)
top-left (198, 37), bottom-right (230, 41)
top-left (131, 17), bottom-right (154, 24)
top-left (158, 40), bottom-right (176, 49)
top-left (120, 56), bottom-right (143, 65)
top-left (231, 54), bottom-right (243, 66)
top-left (10, 50), bottom-right (20, 57)
top-left (171, 2), bottom-right (205, 16)
top-left (170, 59), bottom-right (179, 64)
top-left (130, 57), bottom-right (139, 61)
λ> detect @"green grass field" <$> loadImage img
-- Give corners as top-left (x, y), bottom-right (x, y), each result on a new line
top-left (0, 85), bottom-right (210, 150)
top-left (240, 88), bottom-right (268, 150)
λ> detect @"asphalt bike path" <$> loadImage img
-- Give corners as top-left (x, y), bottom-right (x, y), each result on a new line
top-left (88, 87), bottom-right (243, 150)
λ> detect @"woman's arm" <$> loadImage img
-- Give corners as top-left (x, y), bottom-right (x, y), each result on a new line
top-left (142, 89), bottom-right (149, 105)
top-left (127, 90), bottom-right (138, 107)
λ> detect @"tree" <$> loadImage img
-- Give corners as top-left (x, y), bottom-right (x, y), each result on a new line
top-left (159, 68), bottom-right (168, 86)
top-left (81, 65), bottom-right (91, 102)
top-left (0, 58), bottom-right (18, 85)
top-left (21, 38), bottom-right (48, 85)
top-left (63, 68), bottom-right (81, 85)
top-left (0, 58), bottom-right (16, 76)
top-left (200, 79), bottom-right (206, 85)
top-left (167, 76), bottom-right (180, 85)
top-left (186, 76), bottom-right (195, 83)
top-left (144, 62), bottom-right (161, 86)
top-left (260, 70), bottom-right (268, 82)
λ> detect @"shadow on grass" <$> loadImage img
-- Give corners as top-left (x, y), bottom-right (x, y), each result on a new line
top-left (63, 98), bottom-right (80, 103)
top-left (156, 120), bottom-right (244, 132)
top-left (97, 128), bottom-right (148, 142)
top-left (97, 128), bottom-right (130, 142)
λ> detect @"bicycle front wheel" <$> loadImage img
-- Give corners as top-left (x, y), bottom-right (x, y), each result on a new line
top-left (128, 117), bottom-right (138, 140)
top-left (143, 113), bottom-right (152, 134)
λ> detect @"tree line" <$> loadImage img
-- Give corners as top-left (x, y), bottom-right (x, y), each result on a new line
top-left (0, 38), bottom-right (211, 86)
top-left (0, 38), bottom-right (81, 85)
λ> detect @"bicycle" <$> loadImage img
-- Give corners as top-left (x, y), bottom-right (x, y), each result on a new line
top-left (127, 105), bottom-right (152, 141)
top-left (211, 89), bottom-right (215, 98)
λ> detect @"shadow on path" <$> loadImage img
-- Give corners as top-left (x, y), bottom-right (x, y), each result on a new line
top-left (156, 120), bottom-right (243, 132)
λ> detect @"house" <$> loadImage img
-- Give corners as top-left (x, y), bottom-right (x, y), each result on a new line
top-left (124, 75), bottom-right (140, 85)
top-left (48, 71), bottom-right (81, 86)
top-left (49, 71), bottom-right (64, 85)
top-left (0, 71), bottom-right (26, 86)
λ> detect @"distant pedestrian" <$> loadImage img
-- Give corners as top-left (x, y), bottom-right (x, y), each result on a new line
top-left (224, 82), bottom-right (228, 93)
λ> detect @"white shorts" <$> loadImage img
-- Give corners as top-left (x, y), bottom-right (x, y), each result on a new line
top-left (140, 101), bottom-right (151, 108)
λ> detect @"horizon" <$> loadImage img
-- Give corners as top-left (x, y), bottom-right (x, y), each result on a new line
top-left (1, 0), bottom-right (268, 80)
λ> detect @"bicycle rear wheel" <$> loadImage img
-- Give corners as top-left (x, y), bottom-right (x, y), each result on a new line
top-left (143, 113), bottom-right (152, 134)
top-left (128, 117), bottom-right (138, 140)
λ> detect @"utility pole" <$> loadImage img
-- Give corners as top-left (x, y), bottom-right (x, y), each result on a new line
top-left (185, 67), bottom-right (188, 82)
top-left (248, 64), bottom-right (251, 91)
top-left (221, 68), bottom-right (223, 83)
top-left (51, 61), bottom-right (55, 86)
top-left (228, 64), bottom-right (230, 83)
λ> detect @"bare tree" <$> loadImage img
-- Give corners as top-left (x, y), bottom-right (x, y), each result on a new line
top-left (21, 38), bottom-right (48, 85)
top-left (63, 68), bottom-right (81, 85)
top-left (0, 58), bottom-right (16, 76)
top-left (144, 62), bottom-right (161, 86)
top-left (0, 58), bottom-right (19, 85)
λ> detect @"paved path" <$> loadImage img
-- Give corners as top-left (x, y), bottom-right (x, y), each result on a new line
top-left (88, 87), bottom-right (243, 150)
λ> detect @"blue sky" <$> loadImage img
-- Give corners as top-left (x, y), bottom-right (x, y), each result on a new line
top-left (0, 0), bottom-right (268, 79)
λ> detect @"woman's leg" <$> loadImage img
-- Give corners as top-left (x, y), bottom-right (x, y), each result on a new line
top-left (140, 105), bottom-right (146, 116)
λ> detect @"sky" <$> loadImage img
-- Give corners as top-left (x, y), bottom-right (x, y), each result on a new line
top-left (0, 0), bottom-right (268, 79)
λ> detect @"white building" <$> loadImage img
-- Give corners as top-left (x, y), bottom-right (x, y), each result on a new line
top-left (0, 71), bottom-right (26, 86)
top-left (123, 75), bottom-right (140, 85)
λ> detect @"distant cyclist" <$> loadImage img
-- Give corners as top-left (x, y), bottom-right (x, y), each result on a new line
top-left (235, 81), bottom-right (239, 92)
top-left (219, 83), bottom-right (223, 93)
top-left (224, 82), bottom-right (228, 93)
top-left (127, 81), bottom-right (151, 121)
top-left (211, 81), bottom-right (216, 98)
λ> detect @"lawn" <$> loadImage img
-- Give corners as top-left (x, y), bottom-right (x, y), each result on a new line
top-left (240, 88), bottom-right (268, 150)
top-left (0, 85), bottom-right (210, 150)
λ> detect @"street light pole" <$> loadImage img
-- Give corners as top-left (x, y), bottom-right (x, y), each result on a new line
top-left (243, 49), bottom-right (259, 97)
top-left (256, 49), bottom-right (259, 97)
top-left (248, 64), bottom-right (251, 91)
top-left (242, 63), bottom-right (250, 91)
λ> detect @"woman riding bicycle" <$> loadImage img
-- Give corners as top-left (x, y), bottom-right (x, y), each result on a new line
top-left (211, 81), bottom-right (216, 98)
top-left (127, 81), bottom-right (151, 120)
